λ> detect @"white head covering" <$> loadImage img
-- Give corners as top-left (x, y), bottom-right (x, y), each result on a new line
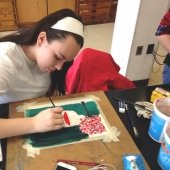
top-left (51, 17), bottom-right (84, 38)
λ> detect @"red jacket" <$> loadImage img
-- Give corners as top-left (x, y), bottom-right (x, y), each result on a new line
top-left (156, 10), bottom-right (170, 36)
top-left (65, 48), bottom-right (135, 94)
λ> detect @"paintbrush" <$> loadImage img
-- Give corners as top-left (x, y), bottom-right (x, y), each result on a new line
top-left (81, 101), bottom-right (90, 117)
top-left (49, 97), bottom-right (55, 107)
top-left (0, 140), bottom-right (2, 162)
top-left (125, 104), bottom-right (139, 138)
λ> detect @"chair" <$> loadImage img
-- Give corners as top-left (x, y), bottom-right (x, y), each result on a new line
top-left (65, 48), bottom-right (135, 94)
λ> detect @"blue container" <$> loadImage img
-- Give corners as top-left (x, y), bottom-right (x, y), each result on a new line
top-left (148, 98), bottom-right (170, 142)
top-left (122, 154), bottom-right (146, 170)
top-left (157, 125), bottom-right (170, 170)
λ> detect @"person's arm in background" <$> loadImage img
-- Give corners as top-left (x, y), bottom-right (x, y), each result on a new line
top-left (157, 34), bottom-right (170, 53)
top-left (156, 10), bottom-right (170, 52)
top-left (155, 10), bottom-right (170, 83)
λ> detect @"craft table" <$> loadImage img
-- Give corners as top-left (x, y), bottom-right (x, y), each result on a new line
top-left (105, 83), bottom-right (170, 170)
top-left (5, 91), bottom-right (150, 170)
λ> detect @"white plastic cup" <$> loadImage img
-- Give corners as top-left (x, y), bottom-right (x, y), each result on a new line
top-left (148, 97), bottom-right (170, 142)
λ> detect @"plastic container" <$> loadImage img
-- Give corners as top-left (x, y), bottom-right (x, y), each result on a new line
top-left (157, 124), bottom-right (170, 170)
top-left (148, 97), bottom-right (170, 142)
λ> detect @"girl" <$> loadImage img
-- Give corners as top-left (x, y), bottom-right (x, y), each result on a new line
top-left (0, 9), bottom-right (84, 138)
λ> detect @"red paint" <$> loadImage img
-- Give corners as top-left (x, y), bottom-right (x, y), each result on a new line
top-left (63, 112), bottom-right (70, 125)
top-left (79, 116), bottom-right (105, 135)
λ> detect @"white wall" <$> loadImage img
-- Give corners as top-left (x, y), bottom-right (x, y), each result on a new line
top-left (110, 0), bottom-right (170, 81)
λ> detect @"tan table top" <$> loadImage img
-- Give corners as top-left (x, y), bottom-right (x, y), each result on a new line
top-left (6, 91), bottom-right (150, 170)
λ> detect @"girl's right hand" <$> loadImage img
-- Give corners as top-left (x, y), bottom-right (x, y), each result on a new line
top-left (31, 107), bottom-right (64, 133)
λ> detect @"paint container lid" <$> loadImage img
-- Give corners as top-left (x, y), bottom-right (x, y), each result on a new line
top-left (148, 97), bottom-right (170, 142)
top-left (154, 97), bottom-right (170, 120)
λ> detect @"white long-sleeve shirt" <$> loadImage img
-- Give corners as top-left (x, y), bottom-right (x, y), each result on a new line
top-left (0, 42), bottom-right (50, 104)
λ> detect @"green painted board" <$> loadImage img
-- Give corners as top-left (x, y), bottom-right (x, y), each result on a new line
top-left (25, 98), bottom-right (111, 148)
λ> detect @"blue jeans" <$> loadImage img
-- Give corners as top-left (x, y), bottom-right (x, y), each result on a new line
top-left (163, 64), bottom-right (170, 83)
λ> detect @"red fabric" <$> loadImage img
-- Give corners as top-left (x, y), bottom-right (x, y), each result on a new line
top-left (160, 10), bottom-right (170, 26)
top-left (65, 48), bottom-right (135, 94)
top-left (156, 10), bottom-right (170, 36)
